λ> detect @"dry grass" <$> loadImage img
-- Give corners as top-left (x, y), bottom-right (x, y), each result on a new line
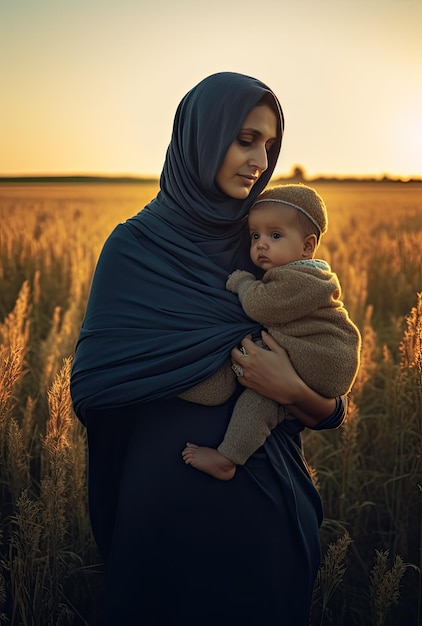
top-left (0, 180), bottom-right (421, 625)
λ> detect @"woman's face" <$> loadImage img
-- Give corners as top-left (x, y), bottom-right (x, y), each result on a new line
top-left (215, 104), bottom-right (278, 200)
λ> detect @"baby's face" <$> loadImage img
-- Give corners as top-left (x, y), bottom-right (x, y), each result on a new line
top-left (248, 203), bottom-right (307, 270)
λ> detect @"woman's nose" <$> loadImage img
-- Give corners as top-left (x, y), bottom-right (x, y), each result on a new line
top-left (249, 145), bottom-right (268, 172)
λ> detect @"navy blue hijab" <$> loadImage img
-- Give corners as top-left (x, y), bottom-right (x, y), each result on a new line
top-left (71, 72), bottom-right (284, 422)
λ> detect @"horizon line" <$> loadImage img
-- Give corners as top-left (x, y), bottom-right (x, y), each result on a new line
top-left (0, 172), bottom-right (421, 184)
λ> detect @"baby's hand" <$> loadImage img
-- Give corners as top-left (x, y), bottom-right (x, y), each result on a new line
top-left (226, 270), bottom-right (255, 293)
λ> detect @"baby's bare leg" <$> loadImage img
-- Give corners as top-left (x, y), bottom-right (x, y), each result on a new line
top-left (181, 443), bottom-right (236, 481)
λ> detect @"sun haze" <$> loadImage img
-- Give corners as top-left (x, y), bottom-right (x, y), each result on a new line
top-left (1, 0), bottom-right (421, 180)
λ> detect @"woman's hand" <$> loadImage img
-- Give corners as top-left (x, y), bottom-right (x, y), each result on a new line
top-left (231, 332), bottom-right (301, 405)
top-left (231, 330), bottom-right (337, 427)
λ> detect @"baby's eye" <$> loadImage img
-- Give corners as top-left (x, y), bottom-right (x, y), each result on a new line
top-left (271, 232), bottom-right (281, 239)
top-left (251, 232), bottom-right (260, 240)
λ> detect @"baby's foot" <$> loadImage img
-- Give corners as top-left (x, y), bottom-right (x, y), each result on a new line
top-left (182, 442), bottom-right (236, 481)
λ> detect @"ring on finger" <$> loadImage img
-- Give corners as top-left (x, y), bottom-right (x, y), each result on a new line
top-left (240, 346), bottom-right (248, 357)
top-left (232, 363), bottom-right (244, 377)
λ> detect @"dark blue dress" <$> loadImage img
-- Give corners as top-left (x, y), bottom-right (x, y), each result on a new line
top-left (85, 393), bottom-right (344, 626)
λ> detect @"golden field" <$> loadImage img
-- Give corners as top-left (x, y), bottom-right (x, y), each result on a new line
top-left (0, 181), bottom-right (421, 625)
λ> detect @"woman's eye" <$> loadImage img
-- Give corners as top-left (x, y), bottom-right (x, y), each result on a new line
top-left (237, 138), bottom-right (252, 147)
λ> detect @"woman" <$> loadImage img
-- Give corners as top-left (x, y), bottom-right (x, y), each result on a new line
top-left (71, 72), bottom-right (346, 625)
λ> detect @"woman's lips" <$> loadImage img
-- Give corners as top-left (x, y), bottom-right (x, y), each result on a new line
top-left (238, 174), bottom-right (258, 184)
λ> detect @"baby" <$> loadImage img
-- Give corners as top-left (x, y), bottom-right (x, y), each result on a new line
top-left (182, 184), bottom-right (361, 480)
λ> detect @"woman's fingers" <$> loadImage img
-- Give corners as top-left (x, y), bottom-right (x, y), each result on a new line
top-left (238, 336), bottom-right (255, 354)
top-left (231, 331), bottom-right (285, 362)
top-left (231, 331), bottom-right (301, 404)
top-left (259, 330), bottom-right (281, 352)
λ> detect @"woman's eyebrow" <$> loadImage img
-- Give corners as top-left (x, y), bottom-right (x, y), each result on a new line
top-left (240, 127), bottom-right (262, 134)
top-left (240, 127), bottom-right (277, 140)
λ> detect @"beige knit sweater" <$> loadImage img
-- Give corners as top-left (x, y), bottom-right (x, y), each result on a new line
top-left (181, 260), bottom-right (361, 464)
top-left (229, 260), bottom-right (361, 398)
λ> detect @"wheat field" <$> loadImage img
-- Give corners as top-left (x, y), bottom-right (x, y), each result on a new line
top-left (0, 181), bottom-right (421, 625)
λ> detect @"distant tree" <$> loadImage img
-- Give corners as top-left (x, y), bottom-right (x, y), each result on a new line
top-left (290, 165), bottom-right (306, 181)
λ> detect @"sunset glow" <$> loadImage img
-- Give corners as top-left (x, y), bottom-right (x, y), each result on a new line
top-left (1, 0), bottom-right (421, 179)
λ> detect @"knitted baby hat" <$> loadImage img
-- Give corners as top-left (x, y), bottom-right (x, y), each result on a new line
top-left (252, 183), bottom-right (328, 237)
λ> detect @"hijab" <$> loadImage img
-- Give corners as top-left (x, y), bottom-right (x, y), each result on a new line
top-left (70, 72), bottom-right (284, 422)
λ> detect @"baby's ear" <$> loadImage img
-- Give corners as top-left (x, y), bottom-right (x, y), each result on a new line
top-left (303, 234), bottom-right (317, 258)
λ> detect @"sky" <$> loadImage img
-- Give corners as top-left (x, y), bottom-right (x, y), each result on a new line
top-left (1, 0), bottom-right (421, 180)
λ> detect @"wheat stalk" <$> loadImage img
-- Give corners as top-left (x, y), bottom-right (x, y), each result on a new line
top-left (370, 549), bottom-right (408, 626)
top-left (313, 532), bottom-right (352, 625)
top-left (400, 292), bottom-right (422, 373)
